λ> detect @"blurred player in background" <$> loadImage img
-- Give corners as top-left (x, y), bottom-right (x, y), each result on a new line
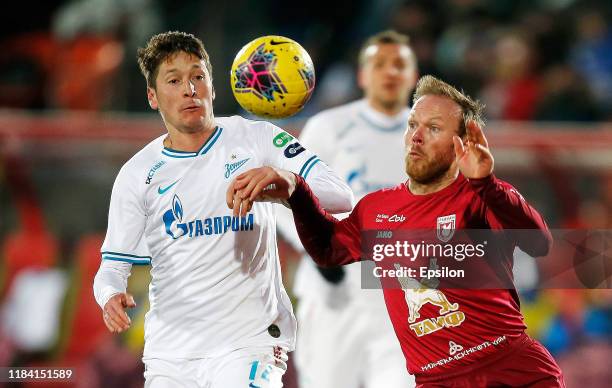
top-left (276, 30), bottom-right (417, 387)
top-left (256, 75), bottom-right (565, 388)
top-left (93, 31), bottom-right (353, 388)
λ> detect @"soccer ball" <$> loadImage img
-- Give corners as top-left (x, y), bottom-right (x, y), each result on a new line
top-left (230, 35), bottom-right (315, 119)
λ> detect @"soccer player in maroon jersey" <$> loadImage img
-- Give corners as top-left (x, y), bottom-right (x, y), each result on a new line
top-left (227, 75), bottom-right (565, 387)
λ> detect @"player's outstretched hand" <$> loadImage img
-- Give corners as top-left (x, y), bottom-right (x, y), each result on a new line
top-left (226, 166), bottom-right (297, 217)
top-left (103, 293), bottom-right (136, 334)
top-left (453, 120), bottom-right (494, 179)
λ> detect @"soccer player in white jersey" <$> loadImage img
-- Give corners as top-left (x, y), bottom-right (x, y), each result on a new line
top-left (276, 30), bottom-right (418, 388)
top-left (92, 31), bottom-right (353, 388)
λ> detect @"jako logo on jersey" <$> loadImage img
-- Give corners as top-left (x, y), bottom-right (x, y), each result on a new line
top-left (284, 142), bottom-right (305, 158)
top-left (225, 158), bottom-right (250, 178)
top-left (436, 214), bottom-right (456, 242)
top-left (162, 194), bottom-right (254, 239)
top-left (146, 161), bottom-right (166, 184)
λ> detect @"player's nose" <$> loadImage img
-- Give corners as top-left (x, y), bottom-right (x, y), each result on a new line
top-left (383, 63), bottom-right (400, 77)
top-left (410, 125), bottom-right (424, 145)
top-left (183, 81), bottom-right (196, 97)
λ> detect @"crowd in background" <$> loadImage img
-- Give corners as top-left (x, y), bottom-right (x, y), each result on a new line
top-left (0, 0), bottom-right (610, 120)
top-left (0, 0), bottom-right (610, 387)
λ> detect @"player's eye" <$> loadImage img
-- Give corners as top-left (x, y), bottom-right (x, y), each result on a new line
top-left (408, 122), bottom-right (416, 130)
top-left (168, 79), bottom-right (179, 84)
top-left (430, 126), bottom-right (440, 133)
top-left (194, 74), bottom-right (205, 81)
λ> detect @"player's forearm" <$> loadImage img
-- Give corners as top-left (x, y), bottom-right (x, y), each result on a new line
top-left (288, 176), bottom-right (359, 267)
top-left (305, 163), bottom-right (354, 214)
top-left (93, 260), bottom-right (132, 309)
top-left (470, 174), bottom-right (553, 256)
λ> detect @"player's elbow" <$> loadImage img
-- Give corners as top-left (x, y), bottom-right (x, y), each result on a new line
top-left (327, 184), bottom-right (354, 214)
top-left (522, 229), bottom-right (553, 258)
top-left (337, 187), bottom-right (354, 213)
top-left (538, 230), bottom-right (553, 257)
top-left (305, 169), bottom-right (355, 214)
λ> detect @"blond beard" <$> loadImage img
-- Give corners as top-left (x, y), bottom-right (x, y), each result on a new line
top-left (405, 151), bottom-right (454, 184)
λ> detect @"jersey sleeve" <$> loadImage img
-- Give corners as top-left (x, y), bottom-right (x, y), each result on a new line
top-left (93, 259), bottom-right (132, 309)
top-left (100, 164), bottom-right (152, 265)
top-left (263, 122), bottom-right (353, 213)
top-left (469, 174), bottom-right (553, 257)
top-left (263, 122), bottom-right (321, 178)
top-left (288, 175), bottom-right (363, 266)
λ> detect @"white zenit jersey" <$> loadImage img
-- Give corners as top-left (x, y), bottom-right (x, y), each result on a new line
top-left (277, 99), bottom-right (410, 307)
top-left (98, 115), bottom-right (351, 359)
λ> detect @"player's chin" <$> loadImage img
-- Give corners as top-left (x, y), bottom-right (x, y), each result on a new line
top-left (379, 92), bottom-right (402, 107)
top-left (180, 117), bottom-right (208, 133)
top-left (406, 161), bottom-right (430, 182)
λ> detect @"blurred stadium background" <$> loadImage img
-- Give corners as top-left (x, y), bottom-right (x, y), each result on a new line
top-left (0, 0), bottom-right (610, 387)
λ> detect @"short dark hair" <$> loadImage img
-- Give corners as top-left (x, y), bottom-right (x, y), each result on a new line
top-left (358, 30), bottom-right (414, 67)
top-left (413, 75), bottom-right (485, 137)
top-left (137, 31), bottom-right (212, 88)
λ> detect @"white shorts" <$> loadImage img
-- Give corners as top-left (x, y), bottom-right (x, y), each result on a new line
top-left (295, 296), bottom-right (415, 388)
top-left (143, 346), bottom-right (288, 388)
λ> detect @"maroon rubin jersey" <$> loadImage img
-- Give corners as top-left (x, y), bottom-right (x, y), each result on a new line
top-left (288, 173), bottom-right (552, 380)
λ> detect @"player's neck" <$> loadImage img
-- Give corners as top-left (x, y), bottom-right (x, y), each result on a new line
top-left (164, 126), bottom-right (216, 152)
top-left (407, 168), bottom-right (459, 195)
